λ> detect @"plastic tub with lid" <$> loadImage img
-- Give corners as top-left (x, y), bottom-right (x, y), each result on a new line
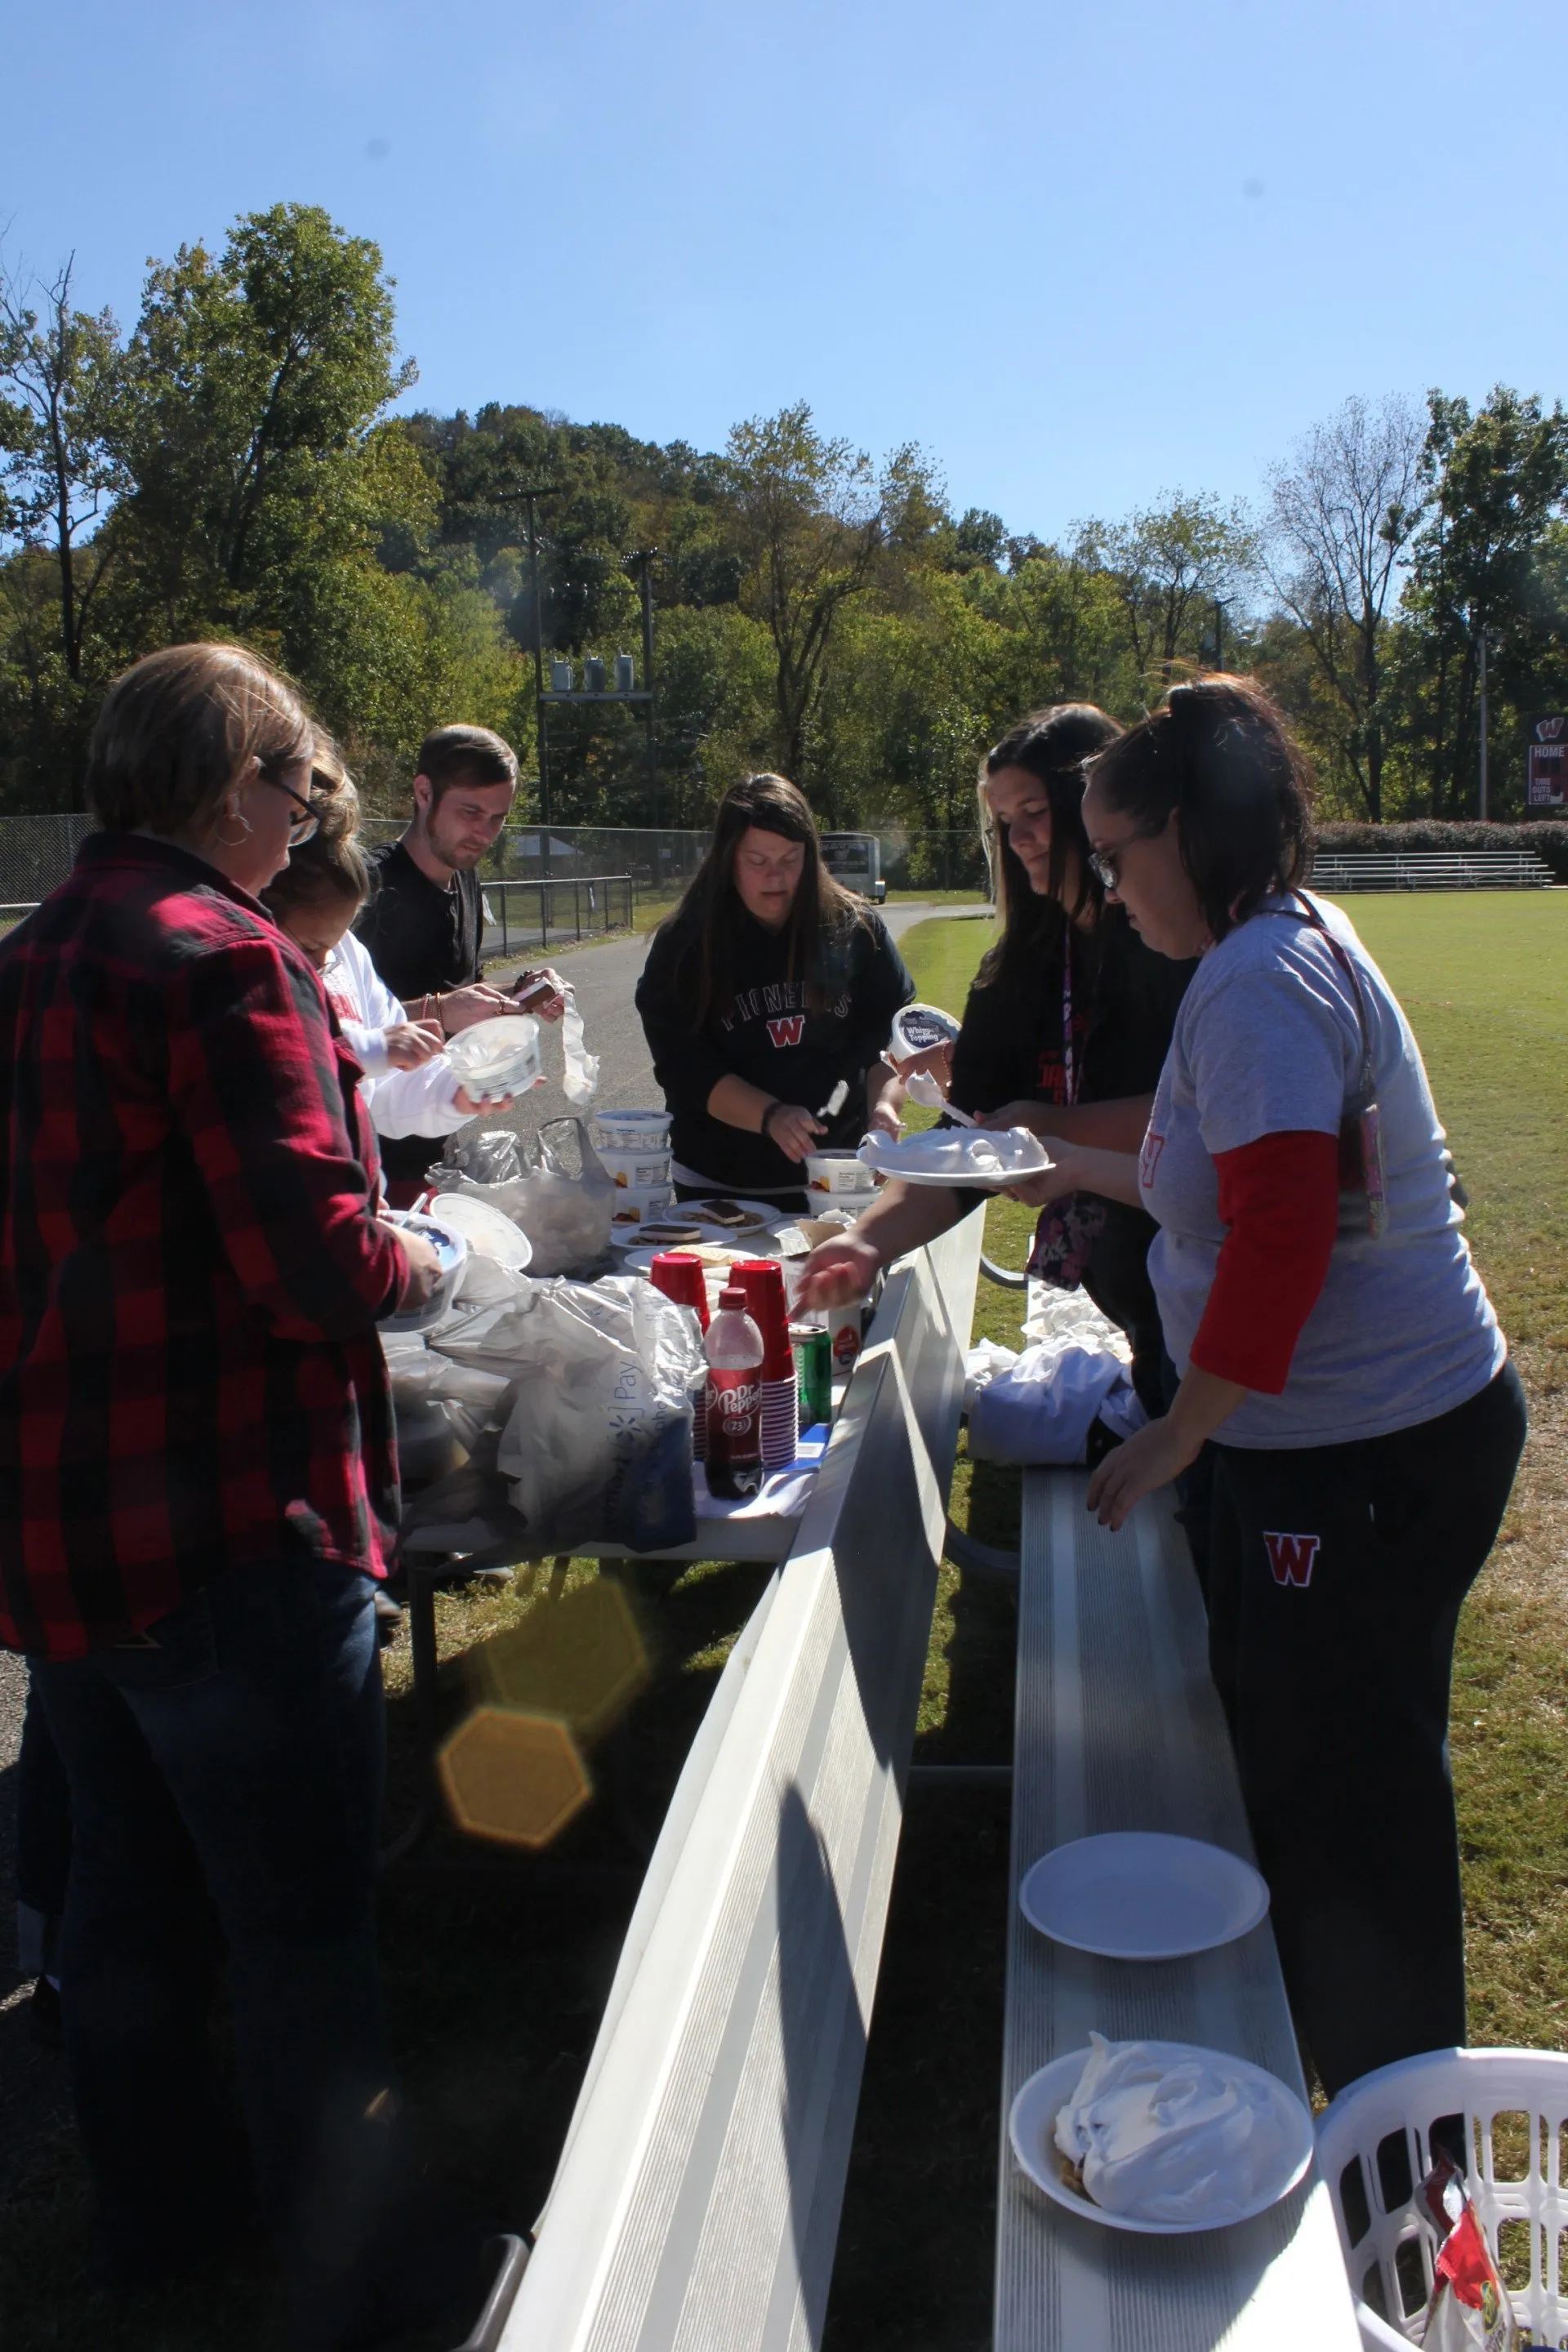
top-left (381, 1213), bottom-right (469, 1334)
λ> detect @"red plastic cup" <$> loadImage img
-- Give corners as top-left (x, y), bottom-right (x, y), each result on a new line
top-left (651, 1250), bottom-right (710, 1329)
top-left (733, 1260), bottom-right (793, 1376)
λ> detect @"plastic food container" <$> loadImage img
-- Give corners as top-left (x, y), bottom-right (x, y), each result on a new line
top-left (597, 1144), bottom-right (674, 1190)
top-left (608, 1184), bottom-right (677, 1230)
top-left (805, 1148), bottom-right (880, 1196)
top-left (381, 1213), bottom-right (469, 1334)
top-left (443, 1014), bottom-right (542, 1098)
top-left (889, 1001), bottom-right (962, 1062)
top-left (596, 1108), bottom-right (673, 1150)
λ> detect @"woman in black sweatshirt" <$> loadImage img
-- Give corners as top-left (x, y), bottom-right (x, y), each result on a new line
top-left (635, 773), bottom-right (913, 1208)
top-left (798, 706), bottom-right (1194, 1413)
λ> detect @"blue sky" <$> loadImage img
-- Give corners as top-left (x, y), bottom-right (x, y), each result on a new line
top-left (6, 0), bottom-right (1564, 541)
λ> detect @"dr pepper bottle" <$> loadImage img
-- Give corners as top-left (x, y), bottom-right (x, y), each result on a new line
top-left (703, 1285), bottom-right (764, 1499)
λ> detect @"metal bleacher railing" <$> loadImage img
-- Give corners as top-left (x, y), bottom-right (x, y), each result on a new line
top-left (1312, 849), bottom-right (1557, 890)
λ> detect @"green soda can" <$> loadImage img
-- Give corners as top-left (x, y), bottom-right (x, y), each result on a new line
top-left (791, 1322), bottom-right (832, 1429)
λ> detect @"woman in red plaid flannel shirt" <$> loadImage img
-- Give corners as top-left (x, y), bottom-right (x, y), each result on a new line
top-left (0, 644), bottom-right (444, 2325)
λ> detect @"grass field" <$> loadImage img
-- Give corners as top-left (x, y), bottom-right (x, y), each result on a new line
top-left (2, 892), bottom-right (1562, 2351)
top-left (890, 893), bottom-right (1568, 2054)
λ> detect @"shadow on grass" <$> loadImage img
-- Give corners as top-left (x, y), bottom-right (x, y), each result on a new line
top-left (0, 1552), bottom-right (775, 2352)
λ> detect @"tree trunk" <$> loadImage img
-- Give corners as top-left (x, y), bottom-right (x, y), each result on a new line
top-left (56, 495), bottom-right (79, 680)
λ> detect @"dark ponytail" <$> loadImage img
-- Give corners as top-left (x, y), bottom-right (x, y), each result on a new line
top-left (1086, 675), bottom-right (1314, 942)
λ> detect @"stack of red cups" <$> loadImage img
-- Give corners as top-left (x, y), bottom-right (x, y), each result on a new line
top-left (733, 1259), bottom-right (797, 1468)
top-left (649, 1251), bottom-right (711, 1458)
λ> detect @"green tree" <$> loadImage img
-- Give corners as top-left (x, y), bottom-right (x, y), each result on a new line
top-left (722, 403), bottom-right (932, 784)
top-left (114, 203), bottom-right (413, 637)
top-left (1406, 386), bottom-right (1568, 816)
top-left (1102, 492), bottom-right (1255, 688)
top-left (1264, 396), bottom-right (1426, 820)
top-left (0, 252), bottom-right (125, 684)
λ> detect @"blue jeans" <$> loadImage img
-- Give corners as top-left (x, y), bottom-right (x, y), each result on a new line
top-left (29, 1552), bottom-right (385, 2292)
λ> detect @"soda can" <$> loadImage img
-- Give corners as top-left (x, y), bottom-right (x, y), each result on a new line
top-left (791, 1322), bottom-right (833, 1425)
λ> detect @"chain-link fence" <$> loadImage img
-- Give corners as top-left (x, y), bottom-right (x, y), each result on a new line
top-left (0, 813), bottom-right (95, 910)
top-left (0, 816), bottom-right (988, 911)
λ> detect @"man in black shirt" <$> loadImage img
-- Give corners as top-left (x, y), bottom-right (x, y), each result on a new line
top-left (354, 724), bottom-right (564, 1193)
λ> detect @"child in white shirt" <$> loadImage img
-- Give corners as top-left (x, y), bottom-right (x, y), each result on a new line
top-left (262, 806), bottom-right (520, 1146)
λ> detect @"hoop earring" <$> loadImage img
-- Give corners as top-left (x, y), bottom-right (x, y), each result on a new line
top-left (214, 806), bottom-right (253, 849)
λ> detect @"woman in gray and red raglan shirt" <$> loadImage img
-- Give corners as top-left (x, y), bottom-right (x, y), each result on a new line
top-left (1017, 676), bottom-right (1526, 2098)
top-left (0, 646), bottom-right (441, 2312)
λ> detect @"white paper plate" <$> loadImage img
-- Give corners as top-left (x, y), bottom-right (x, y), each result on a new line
top-left (858, 1129), bottom-right (1049, 1189)
top-left (1008, 2044), bottom-right (1314, 2234)
top-left (613, 1200), bottom-right (785, 1248)
top-left (1019, 1833), bottom-right (1269, 1962)
top-left (619, 1239), bottom-right (774, 1277)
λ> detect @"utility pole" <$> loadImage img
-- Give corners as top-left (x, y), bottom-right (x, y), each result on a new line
top-left (1212, 596), bottom-right (1229, 673)
top-left (1477, 626), bottom-right (1490, 821)
top-left (495, 482), bottom-right (565, 852)
top-left (629, 548), bottom-right (659, 826)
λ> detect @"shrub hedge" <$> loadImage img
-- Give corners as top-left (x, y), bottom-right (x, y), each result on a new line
top-left (1313, 821), bottom-right (1568, 880)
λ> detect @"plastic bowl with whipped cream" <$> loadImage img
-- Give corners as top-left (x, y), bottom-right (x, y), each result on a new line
top-left (1009, 2032), bottom-right (1314, 2233)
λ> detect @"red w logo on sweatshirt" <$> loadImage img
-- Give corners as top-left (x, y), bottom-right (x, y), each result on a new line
top-left (766, 1015), bottom-right (805, 1048)
top-left (1263, 1531), bottom-right (1321, 1588)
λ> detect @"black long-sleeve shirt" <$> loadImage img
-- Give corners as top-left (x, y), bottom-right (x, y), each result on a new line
top-left (636, 904), bottom-right (914, 1196)
top-left (948, 907), bottom-right (1192, 1120)
top-left (947, 909), bottom-right (1195, 1346)
top-left (352, 840), bottom-right (486, 1188)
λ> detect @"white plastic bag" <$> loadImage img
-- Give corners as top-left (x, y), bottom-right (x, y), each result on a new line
top-left (433, 1272), bottom-right (706, 1552)
top-left (559, 985), bottom-right (599, 1106)
top-left (428, 1116), bottom-right (615, 1276)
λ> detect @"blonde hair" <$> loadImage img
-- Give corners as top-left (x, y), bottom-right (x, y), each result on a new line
top-left (262, 757), bottom-right (372, 920)
top-left (87, 643), bottom-right (318, 836)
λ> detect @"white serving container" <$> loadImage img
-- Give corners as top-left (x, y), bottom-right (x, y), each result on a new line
top-left (607, 1183), bottom-right (678, 1232)
top-left (381, 1212), bottom-right (469, 1334)
top-left (805, 1148), bottom-right (880, 1197)
top-left (598, 1144), bottom-right (675, 1190)
top-left (596, 1107), bottom-right (673, 1151)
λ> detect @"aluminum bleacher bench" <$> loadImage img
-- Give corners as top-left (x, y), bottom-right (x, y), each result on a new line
top-left (1313, 851), bottom-right (1554, 891)
top-left (488, 1214), bottom-right (983, 2352)
top-left (992, 1471), bottom-right (1361, 2350)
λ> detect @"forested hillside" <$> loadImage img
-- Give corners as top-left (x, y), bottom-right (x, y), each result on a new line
top-left (6, 202), bottom-right (1568, 827)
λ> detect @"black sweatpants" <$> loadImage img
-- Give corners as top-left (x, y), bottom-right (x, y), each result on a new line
top-left (1207, 1360), bottom-right (1526, 2100)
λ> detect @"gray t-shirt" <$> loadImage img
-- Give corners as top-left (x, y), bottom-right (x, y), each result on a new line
top-left (1140, 892), bottom-right (1503, 1449)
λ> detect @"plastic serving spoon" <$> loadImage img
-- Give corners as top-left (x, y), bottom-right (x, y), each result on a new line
top-left (903, 1071), bottom-right (982, 1127)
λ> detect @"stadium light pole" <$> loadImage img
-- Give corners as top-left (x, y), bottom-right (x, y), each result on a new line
top-left (1477, 626), bottom-right (1490, 822)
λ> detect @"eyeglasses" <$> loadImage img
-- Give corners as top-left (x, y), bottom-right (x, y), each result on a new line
top-left (1087, 820), bottom-right (1167, 894)
top-left (260, 768), bottom-right (323, 844)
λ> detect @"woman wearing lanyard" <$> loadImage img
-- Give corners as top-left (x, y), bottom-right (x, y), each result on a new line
top-left (798, 706), bottom-right (1194, 1414)
top-left (1018, 675), bottom-right (1526, 2096)
top-left (635, 773), bottom-right (913, 1212)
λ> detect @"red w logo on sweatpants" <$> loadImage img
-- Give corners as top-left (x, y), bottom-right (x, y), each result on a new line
top-left (1263, 1531), bottom-right (1321, 1588)
top-left (766, 1015), bottom-right (805, 1048)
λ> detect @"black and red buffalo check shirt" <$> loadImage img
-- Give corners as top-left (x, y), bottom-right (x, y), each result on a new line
top-left (0, 834), bottom-right (411, 1659)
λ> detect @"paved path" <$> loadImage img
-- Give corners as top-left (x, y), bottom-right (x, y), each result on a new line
top-left (482, 898), bottom-right (990, 1153)
top-left (0, 898), bottom-right (988, 2188)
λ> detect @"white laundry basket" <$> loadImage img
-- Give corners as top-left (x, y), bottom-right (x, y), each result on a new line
top-left (1316, 2047), bottom-right (1568, 2349)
